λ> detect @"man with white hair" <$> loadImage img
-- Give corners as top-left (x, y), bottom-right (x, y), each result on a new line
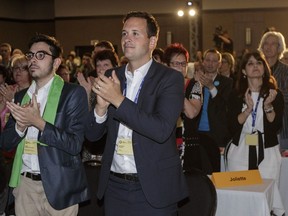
top-left (258, 31), bottom-right (288, 149)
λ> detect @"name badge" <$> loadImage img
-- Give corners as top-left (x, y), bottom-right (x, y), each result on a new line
top-left (211, 170), bottom-right (262, 188)
top-left (245, 133), bottom-right (258, 146)
top-left (24, 139), bottom-right (38, 155)
top-left (117, 138), bottom-right (133, 155)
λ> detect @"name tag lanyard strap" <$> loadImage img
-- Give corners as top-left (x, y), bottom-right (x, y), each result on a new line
top-left (123, 78), bottom-right (145, 103)
top-left (121, 77), bottom-right (145, 138)
top-left (251, 95), bottom-right (261, 134)
top-left (248, 94), bottom-right (264, 169)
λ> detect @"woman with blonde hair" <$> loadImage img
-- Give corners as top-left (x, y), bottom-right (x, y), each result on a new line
top-left (219, 52), bottom-right (235, 78)
top-left (0, 54), bottom-right (31, 216)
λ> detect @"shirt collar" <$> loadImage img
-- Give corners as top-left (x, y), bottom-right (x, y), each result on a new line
top-left (125, 58), bottom-right (153, 79)
top-left (27, 76), bottom-right (54, 98)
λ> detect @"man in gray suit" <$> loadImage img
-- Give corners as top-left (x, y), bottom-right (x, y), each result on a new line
top-left (0, 34), bottom-right (90, 215)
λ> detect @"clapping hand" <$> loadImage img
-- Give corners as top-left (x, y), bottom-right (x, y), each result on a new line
top-left (6, 94), bottom-right (45, 132)
top-left (245, 88), bottom-right (254, 113)
top-left (0, 83), bottom-right (17, 102)
top-left (199, 73), bottom-right (214, 90)
top-left (264, 89), bottom-right (277, 108)
top-left (92, 70), bottom-right (124, 108)
top-left (77, 72), bottom-right (94, 95)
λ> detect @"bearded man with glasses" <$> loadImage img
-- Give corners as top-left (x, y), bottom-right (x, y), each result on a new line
top-left (0, 34), bottom-right (90, 216)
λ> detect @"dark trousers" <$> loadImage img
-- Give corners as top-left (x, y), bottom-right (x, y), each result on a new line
top-left (104, 174), bottom-right (178, 216)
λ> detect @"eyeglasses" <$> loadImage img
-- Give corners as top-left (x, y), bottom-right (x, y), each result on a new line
top-left (170, 61), bottom-right (187, 67)
top-left (12, 66), bottom-right (28, 72)
top-left (25, 50), bottom-right (56, 60)
top-left (0, 49), bottom-right (9, 53)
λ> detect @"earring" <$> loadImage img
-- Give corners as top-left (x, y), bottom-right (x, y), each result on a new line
top-left (243, 74), bottom-right (246, 78)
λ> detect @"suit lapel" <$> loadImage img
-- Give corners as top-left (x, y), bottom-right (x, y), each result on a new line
top-left (136, 61), bottom-right (157, 106)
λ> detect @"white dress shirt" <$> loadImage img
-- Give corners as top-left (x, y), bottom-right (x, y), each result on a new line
top-left (95, 59), bottom-right (152, 174)
top-left (17, 77), bottom-right (54, 174)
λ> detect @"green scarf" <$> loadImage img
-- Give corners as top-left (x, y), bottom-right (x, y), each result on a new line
top-left (9, 75), bottom-right (64, 187)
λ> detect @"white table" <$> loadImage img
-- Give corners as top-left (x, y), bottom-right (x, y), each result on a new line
top-left (216, 179), bottom-right (285, 216)
top-left (221, 155), bottom-right (288, 214)
top-left (279, 157), bottom-right (288, 214)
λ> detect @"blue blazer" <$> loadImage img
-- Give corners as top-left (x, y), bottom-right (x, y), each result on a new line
top-left (86, 60), bottom-right (189, 208)
top-left (0, 82), bottom-right (90, 210)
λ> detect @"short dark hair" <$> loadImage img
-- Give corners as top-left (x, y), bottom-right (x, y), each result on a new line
top-left (28, 33), bottom-right (63, 59)
top-left (123, 11), bottom-right (159, 38)
top-left (95, 40), bottom-right (115, 52)
top-left (152, 48), bottom-right (164, 62)
top-left (94, 50), bottom-right (119, 68)
top-left (83, 52), bottom-right (92, 58)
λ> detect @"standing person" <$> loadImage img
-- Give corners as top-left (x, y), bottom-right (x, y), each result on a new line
top-left (56, 64), bottom-right (71, 82)
top-left (218, 30), bottom-right (234, 53)
top-left (226, 51), bottom-right (284, 182)
top-left (0, 54), bottom-right (32, 103)
top-left (214, 30), bottom-right (234, 54)
top-left (152, 47), bottom-right (164, 64)
top-left (162, 43), bottom-right (203, 215)
top-left (87, 40), bottom-right (116, 79)
top-left (194, 49), bottom-right (233, 173)
top-left (85, 11), bottom-right (188, 216)
top-left (0, 65), bottom-right (8, 216)
top-left (219, 52), bottom-right (237, 88)
top-left (78, 49), bottom-right (119, 165)
top-left (258, 31), bottom-right (288, 149)
top-left (162, 43), bottom-right (202, 169)
top-left (0, 33), bottom-right (90, 216)
top-left (213, 28), bottom-right (233, 54)
top-left (0, 43), bottom-right (12, 69)
top-left (92, 40), bottom-right (115, 60)
top-left (0, 43), bottom-right (14, 85)
top-left (77, 49), bottom-right (119, 109)
top-left (219, 52), bottom-right (235, 78)
top-left (77, 52), bottom-right (94, 81)
top-left (280, 48), bottom-right (288, 65)
top-left (0, 54), bottom-right (32, 216)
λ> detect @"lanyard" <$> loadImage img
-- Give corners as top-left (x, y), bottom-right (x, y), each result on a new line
top-left (123, 77), bottom-right (145, 103)
top-left (251, 94), bottom-right (261, 131)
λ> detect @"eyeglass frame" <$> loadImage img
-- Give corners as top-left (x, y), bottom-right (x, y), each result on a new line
top-left (25, 50), bottom-right (56, 61)
top-left (170, 61), bottom-right (187, 67)
top-left (11, 65), bottom-right (28, 72)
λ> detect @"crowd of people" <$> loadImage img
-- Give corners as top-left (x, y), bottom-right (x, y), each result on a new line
top-left (0, 10), bottom-right (287, 216)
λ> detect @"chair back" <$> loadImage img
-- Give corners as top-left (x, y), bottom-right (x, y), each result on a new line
top-left (178, 168), bottom-right (217, 216)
